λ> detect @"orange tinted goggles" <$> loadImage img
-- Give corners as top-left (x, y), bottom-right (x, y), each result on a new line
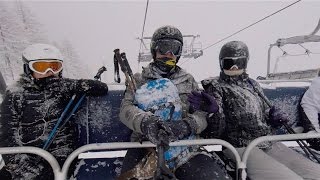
top-left (29, 60), bottom-right (63, 75)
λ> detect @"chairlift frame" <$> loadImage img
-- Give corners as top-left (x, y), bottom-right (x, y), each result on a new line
top-left (266, 19), bottom-right (320, 80)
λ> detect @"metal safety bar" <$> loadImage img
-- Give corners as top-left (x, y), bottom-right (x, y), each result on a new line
top-left (241, 132), bottom-right (320, 180)
top-left (4, 134), bottom-right (320, 180)
top-left (61, 139), bottom-right (241, 180)
top-left (0, 146), bottom-right (62, 179)
top-left (0, 139), bottom-right (240, 180)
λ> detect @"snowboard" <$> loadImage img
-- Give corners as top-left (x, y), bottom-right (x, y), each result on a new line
top-left (135, 78), bottom-right (195, 169)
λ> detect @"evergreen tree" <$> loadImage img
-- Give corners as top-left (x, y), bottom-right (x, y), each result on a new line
top-left (0, 1), bottom-right (49, 84)
top-left (57, 40), bottom-right (89, 79)
top-left (0, 2), bottom-right (25, 82)
top-left (14, 0), bottom-right (47, 44)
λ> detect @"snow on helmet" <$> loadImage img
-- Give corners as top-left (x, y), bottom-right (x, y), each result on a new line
top-left (22, 43), bottom-right (63, 76)
top-left (150, 25), bottom-right (183, 61)
top-left (219, 41), bottom-right (249, 70)
top-left (22, 43), bottom-right (63, 63)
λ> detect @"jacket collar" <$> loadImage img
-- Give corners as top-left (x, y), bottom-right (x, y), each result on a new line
top-left (220, 71), bottom-right (249, 84)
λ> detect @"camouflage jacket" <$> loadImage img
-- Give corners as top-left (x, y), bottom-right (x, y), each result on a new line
top-left (119, 63), bottom-right (207, 142)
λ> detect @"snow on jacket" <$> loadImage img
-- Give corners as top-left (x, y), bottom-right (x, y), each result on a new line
top-left (301, 77), bottom-right (320, 132)
top-left (201, 72), bottom-right (273, 148)
top-left (0, 75), bottom-right (108, 179)
top-left (119, 63), bottom-right (207, 142)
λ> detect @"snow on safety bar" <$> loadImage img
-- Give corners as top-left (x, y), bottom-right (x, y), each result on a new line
top-left (2, 134), bottom-right (320, 180)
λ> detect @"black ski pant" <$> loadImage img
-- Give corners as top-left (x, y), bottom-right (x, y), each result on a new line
top-left (121, 148), bottom-right (231, 180)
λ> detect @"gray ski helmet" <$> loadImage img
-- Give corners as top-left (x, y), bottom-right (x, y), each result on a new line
top-left (219, 41), bottom-right (249, 70)
top-left (150, 25), bottom-right (183, 60)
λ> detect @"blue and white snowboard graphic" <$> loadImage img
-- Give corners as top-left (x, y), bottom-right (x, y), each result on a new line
top-left (135, 78), bottom-right (195, 169)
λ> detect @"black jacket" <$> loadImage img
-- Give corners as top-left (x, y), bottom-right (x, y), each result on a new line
top-left (201, 72), bottom-right (273, 148)
top-left (0, 75), bottom-right (108, 179)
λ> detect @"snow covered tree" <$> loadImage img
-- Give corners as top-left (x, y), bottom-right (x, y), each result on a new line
top-left (0, 1), bottom-right (49, 84)
top-left (56, 40), bottom-right (89, 79)
top-left (14, 0), bottom-right (47, 44)
top-left (0, 2), bottom-right (26, 83)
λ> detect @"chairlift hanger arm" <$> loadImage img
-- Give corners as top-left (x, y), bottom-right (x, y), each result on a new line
top-left (267, 19), bottom-right (320, 75)
top-left (310, 18), bottom-right (320, 35)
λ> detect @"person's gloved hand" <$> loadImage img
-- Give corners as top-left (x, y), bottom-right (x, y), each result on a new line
top-left (307, 138), bottom-right (320, 151)
top-left (268, 106), bottom-right (289, 128)
top-left (187, 90), bottom-right (218, 113)
top-left (166, 118), bottom-right (195, 140)
top-left (140, 115), bottom-right (173, 145)
top-left (46, 78), bottom-right (108, 96)
top-left (76, 79), bottom-right (109, 96)
top-left (45, 77), bottom-right (76, 93)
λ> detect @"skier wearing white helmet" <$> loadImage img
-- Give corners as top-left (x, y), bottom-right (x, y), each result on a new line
top-left (0, 43), bottom-right (109, 179)
top-left (22, 43), bottom-right (64, 79)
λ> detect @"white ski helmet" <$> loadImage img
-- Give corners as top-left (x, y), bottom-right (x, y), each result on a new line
top-left (22, 43), bottom-right (64, 76)
top-left (22, 43), bottom-right (63, 63)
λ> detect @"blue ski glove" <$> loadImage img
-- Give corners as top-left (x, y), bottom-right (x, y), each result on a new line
top-left (141, 115), bottom-right (173, 145)
top-left (188, 90), bottom-right (218, 113)
top-left (268, 106), bottom-right (289, 128)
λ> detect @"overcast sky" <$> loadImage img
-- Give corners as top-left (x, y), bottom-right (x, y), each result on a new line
top-left (23, 0), bottom-right (320, 83)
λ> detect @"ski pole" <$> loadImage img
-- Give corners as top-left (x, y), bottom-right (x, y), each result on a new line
top-left (43, 68), bottom-right (107, 151)
top-left (114, 54), bottom-right (121, 83)
top-left (155, 140), bottom-right (177, 180)
top-left (43, 94), bottom-right (86, 151)
top-left (283, 123), bottom-right (320, 163)
top-left (113, 49), bottom-right (136, 92)
top-left (248, 80), bottom-right (320, 163)
top-left (120, 52), bottom-right (137, 89)
top-left (155, 104), bottom-right (177, 180)
top-left (94, 66), bottom-right (107, 80)
top-left (42, 94), bottom-right (76, 150)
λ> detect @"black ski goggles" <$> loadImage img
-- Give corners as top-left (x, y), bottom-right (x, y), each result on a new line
top-left (221, 56), bottom-right (248, 70)
top-left (153, 39), bottom-right (182, 56)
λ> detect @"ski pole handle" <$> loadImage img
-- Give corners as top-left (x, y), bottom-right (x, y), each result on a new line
top-left (120, 53), bottom-right (137, 90)
top-left (113, 49), bottom-right (136, 92)
top-left (114, 54), bottom-right (121, 83)
top-left (94, 66), bottom-right (107, 80)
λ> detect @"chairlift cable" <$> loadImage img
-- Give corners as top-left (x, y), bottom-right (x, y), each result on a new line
top-left (180, 0), bottom-right (302, 67)
top-left (202, 0), bottom-right (302, 51)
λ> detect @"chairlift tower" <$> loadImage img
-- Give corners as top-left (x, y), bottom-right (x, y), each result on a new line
top-left (137, 34), bottom-right (203, 63)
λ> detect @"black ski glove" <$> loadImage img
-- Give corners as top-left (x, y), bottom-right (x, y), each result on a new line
top-left (76, 79), bottom-right (109, 96)
top-left (141, 115), bottom-right (173, 145)
top-left (0, 167), bottom-right (12, 180)
top-left (268, 106), bottom-right (289, 128)
top-left (307, 138), bottom-right (320, 151)
top-left (166, 118), bottom-right (195, 140)
top-left (46, 78), bottom-right (108, 96)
